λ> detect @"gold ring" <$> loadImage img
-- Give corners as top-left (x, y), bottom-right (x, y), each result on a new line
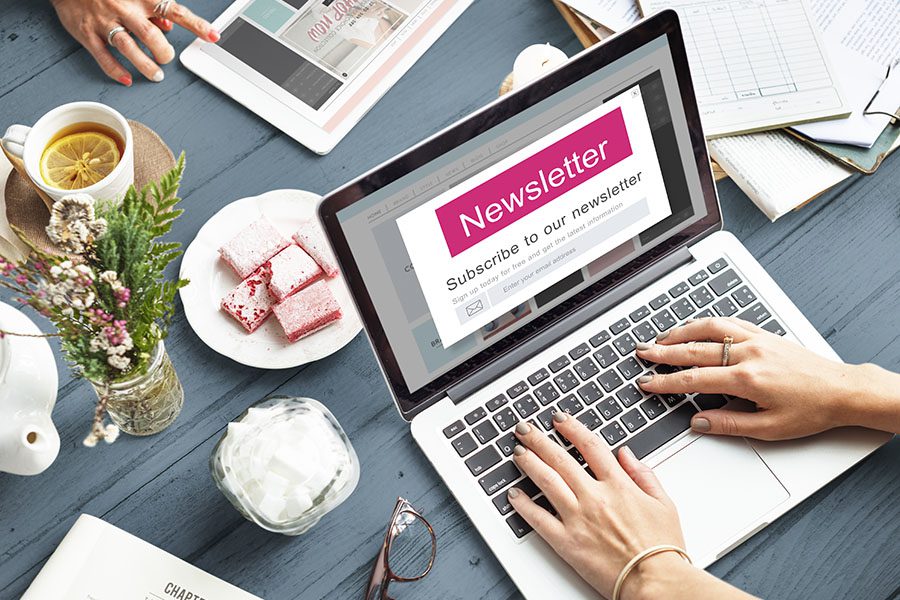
top-left (721, 335), bottom-right (734, 366)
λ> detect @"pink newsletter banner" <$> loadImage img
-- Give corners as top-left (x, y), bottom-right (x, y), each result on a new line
top-left (435, 107), bottom-right (633, 257)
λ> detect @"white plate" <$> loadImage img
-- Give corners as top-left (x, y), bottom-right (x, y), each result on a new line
top-left (180, 190), bottom-right (362, 369)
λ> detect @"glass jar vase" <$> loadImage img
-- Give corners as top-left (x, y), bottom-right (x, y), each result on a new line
top-left (90, 340), bottom-right (184, 436)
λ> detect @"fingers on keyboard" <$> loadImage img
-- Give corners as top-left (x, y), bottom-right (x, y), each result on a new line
top-left (551, 413), bottom-right (621, 480)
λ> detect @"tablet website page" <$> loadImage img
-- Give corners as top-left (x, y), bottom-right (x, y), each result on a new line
top-left (336, 36), bottom-right (707, 393)
top-left (213, 0), bottom-right (450, 117)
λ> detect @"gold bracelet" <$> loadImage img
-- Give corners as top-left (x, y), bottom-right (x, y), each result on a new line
top-left (612, 544), bottom-right (692, 600)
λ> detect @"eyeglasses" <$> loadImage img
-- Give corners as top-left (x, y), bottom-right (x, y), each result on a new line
top-left (365, 497), bottom-right (437, 600)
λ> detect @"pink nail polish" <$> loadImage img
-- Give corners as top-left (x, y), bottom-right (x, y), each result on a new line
top-left (208, 30), bottom-right (220, 43)
top-left (118, 75), bottom-right (132, 86)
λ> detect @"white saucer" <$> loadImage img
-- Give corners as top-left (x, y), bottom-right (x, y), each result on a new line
top-left (179, 190), bottom-right (362, 369)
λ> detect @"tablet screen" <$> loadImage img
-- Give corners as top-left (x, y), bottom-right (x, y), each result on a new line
top-left (207, 0), bottom-right (461, 133)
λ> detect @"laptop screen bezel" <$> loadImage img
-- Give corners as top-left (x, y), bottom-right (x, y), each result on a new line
top-left (319, 10), bottom-right (721, 419)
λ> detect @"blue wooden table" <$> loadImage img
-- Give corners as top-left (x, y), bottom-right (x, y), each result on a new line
top-left (1, 2), bottom-right (899, 599)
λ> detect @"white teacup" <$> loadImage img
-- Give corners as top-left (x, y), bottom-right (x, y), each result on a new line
top-left (1, 101), bottom-right (134, 204)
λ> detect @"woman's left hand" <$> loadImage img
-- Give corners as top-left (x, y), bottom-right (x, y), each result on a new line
top-left (508, 415), bottom-right (686, 600)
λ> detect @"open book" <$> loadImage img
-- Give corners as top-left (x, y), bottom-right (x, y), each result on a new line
top-left (23, 515), bottom-right (262, 600)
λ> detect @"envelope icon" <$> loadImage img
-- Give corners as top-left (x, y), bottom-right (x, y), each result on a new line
top-left (465, 300), bottom-right (484, 317)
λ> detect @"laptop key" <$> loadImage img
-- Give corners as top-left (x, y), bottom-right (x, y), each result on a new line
top-left (569, 343), bottom-right (591, 360)
top-left (554, 370), bottom-right (579, 393)
top-left (548, 356), bottom-right (570, 373)
top-left (573, 357), bottom-right (600, 381)
top-left (617, 357), bottom-right (643, 380)
top-left (613, 333), bottom-right (637, 356)
top-left (619, 403), bottom-right (697, 460)
top-left (486, 394), bottom-right (508, 412)
top-left (610, 318), bottom-right (630, 335)
top-left (629, 305), bottom-right (651, 322)
top-left (598, 369), bottom-right (624, 393)
top-left (577, 408), bottom-right (603, 430)
top-left (492, 477), bottom-right (540, 514)
top-left (443, 420), bottom-right (464, 438)
top-left (506, 512), bottom-right (533, 538)
top-left (651, 309), bottom-right (677, 331)
top-left (688, 270), bottom-right (709, 285)
top-left (713, 297), bottom-right (738, 317)
top-left (737, 302), bottom-right (771, 326)
top-left (695, 394), bottom-right (728, 410)
top-left (537, 407), bottom-right (557, 430)
top-left (632, 322), bottom-right (657, 343)
top-left (597, 397), bottom-right (623, 420)
top-left (662, 393), bottom-right (686, 408)
top-left (527, 368), bottom-right (550, 386)
top-left (568, 446), bottom-right (586, 465)
top-left (695, 309), bottom-right (714, 318)
top-left (577, 381), bottom-right (603, 404)
top-left (616, 384), bottom-right (643, 407)
top-left (451, 432), bottom-right (478, 457)
top-left (762, 319), bottom-right (786, 336)
top-left (465, 406), bottom-right (487, 425)
top-left (479, 460), bottom-right (522, 495)
top-left (708, 269), bottom-right (742, 296)
top-left (732, 286), bottom-right (757, 307)
top-left (669, 281), bottom-right (690, 298)
top-left (593, 345), bottom-right (618, 368)
top-left (558, 395), bottom-right (585, 416)
top-left (493, 407), bottom-right (518, 431)
top-left (621, 409), bottom-right (647, 433)
top-left (465, 446), bottom-right (501, 476)
top-left (473, 420), bottom-right (499, 444)
top-left (534, 382), bottom-right (560, 405)
top-left (600, 421), bottom-right (627, 445)
top-left (707, 258), bottom-right (728, 274)
top-left (589, 330), bottom-right (611, 347)
top-left (670, 298), bottom-right (696, 320)
top-left (640, 396), bottom-right (667, 420)
top-left (496, 432), bottom-right (518, 457)
top-left (649, 294), bottom-right (670, 310)
top-left (689, 286), bottom-right (714, 308)
top-left (534, 495), bottom-right (557, 516)
top-left (513, 395), bottom-right (539, 419)
top-left (506, 382), bottom-right (528, 399)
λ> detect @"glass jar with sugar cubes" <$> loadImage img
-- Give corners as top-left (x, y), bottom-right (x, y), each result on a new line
top-left (210, 396), bottom-right (360, 535)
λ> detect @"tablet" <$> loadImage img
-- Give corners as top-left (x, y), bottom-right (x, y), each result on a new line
top-left (181, 0), bottom-right (473, 154)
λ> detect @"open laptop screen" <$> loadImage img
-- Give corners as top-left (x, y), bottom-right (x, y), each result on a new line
top-left (326, 22), bottom-right (717, 411)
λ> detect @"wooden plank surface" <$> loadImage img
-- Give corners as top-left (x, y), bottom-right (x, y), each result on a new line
top-left (1, 1), bottom-right (898, 599)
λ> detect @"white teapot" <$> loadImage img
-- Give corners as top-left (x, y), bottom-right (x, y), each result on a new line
top-left (0, 301), bottom-right (59, 476)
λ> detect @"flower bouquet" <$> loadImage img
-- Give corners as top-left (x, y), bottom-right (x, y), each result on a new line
top-left (0, 154), bottom-right (190, 445)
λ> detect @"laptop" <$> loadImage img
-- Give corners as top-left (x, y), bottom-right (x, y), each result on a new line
top-left (319, 11), bottom-right (890, 597)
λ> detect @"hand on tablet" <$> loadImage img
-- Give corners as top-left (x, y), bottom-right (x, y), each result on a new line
top-left (51, 0), bottom-right (219, 85)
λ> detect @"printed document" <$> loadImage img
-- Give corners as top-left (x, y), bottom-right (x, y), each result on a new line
top-left (561, 0), bottom-right (640, 32)
top-left (639, 0), bottom-right (849, 137)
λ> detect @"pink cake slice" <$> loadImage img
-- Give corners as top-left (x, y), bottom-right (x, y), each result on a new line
top-left (268, 244), bottom-right (323, 301)
top-left (292, 219), bottom-right (339, 278)
top-left (273, 280), bottom-right (342, 342)
top-left (220, 263), bottom-right (276, 333)
top-left (218, 218), bottom-right (291, 279)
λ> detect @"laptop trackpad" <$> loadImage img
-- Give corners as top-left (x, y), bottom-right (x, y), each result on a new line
top-left (653, 435), bottom-right (789, 560)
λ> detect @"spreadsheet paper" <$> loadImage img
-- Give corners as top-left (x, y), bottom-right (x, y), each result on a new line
top-left (640, 0), bottom-right (849, 137)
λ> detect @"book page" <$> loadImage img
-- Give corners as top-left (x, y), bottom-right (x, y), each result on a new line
top-left (639, 0), bottom-right (849, 137)
top-left (561, 0), bottom-right (640, 31)
top-left (708, 131), bottom-right (852, 221)
top-left (23, 515), bottom-right (262, 600)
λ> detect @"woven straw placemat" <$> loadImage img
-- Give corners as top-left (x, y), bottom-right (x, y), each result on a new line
top-left (3, 120), bottom-right (175, 254)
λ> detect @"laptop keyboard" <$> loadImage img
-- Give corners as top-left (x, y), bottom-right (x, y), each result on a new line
top-left (441, 257), bottom-right (787, 539)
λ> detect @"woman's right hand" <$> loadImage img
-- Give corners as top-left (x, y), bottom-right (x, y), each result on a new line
top-left (634, 317), bottom-right (886, 440)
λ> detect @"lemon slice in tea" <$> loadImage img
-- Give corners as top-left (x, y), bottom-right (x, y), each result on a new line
top-left (39, 131), bottom-right (121, 190)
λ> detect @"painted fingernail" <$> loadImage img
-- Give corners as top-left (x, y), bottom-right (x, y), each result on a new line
top-left (208, 29), bottom-right (221, 42)
top-left (117, 74), bottom-right (132, 86)
top-left (515, 422), bottom-right (531, 435)
top-left (621, 445), bottom-right (635, 459)
top-left (656, 331), bottom-right (670, 341)
top-left (692, 417), bottom-right (711, 432)
top-left (553, 411), bottom-right (568, 423)
top-left (638, 374), bottom-right (654, 384)
top-left (513, 445), bottom-right (526, 456)
top-left (636, 341), bottom-right (653, 351)
top-left (507, 487), bottom-right (521, 499)
top-left (151, 70), bottom-right (165, 82)
top-left (685, 318), bottom-right (695, 324)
